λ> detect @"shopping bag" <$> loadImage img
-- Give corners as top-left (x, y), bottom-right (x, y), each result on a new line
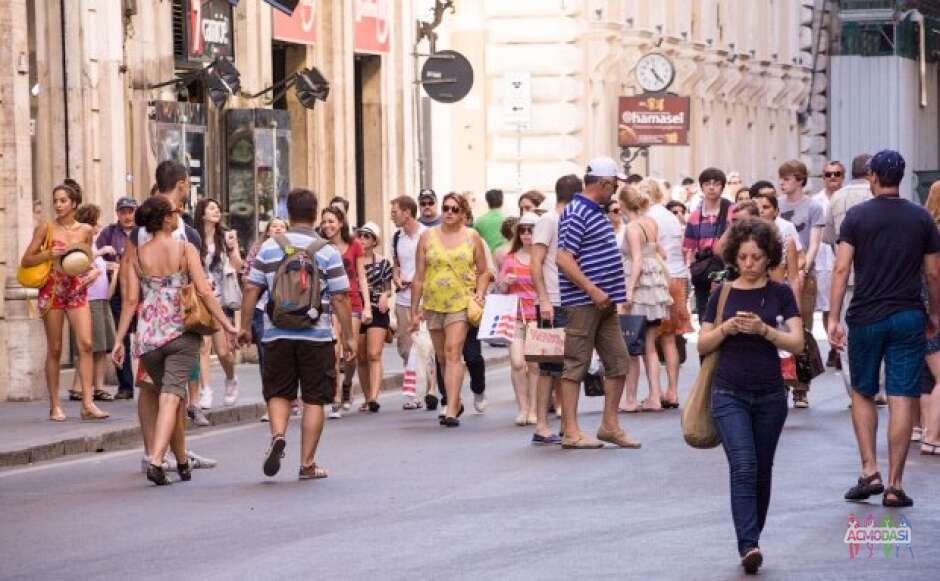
top-left (780, 354), bottom-right (797, 382)
top-left (523, 322), bottom-right (565, 363)
top-left (583, 351), bottom-right (605, 397)
top-left (681, 283), bottom-right (731, 449)
top-left (619, 314), bottom-right (647, 356)
top-left (401, 346), bottom-right (417, 397)
top-left (477, 294), bottom-right (519, 344)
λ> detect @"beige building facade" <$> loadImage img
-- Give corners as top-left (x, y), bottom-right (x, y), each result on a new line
top-left (0, 0), bottom-right (425, 401)
top-left (425, 0), bottom-right (817, 208)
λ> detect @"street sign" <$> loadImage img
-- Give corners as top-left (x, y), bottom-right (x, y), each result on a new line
top-left (618, 95), bottom-right (691, 146)
top-left (502, 72), bottom-right (531, 128)
top-left (421, 50), bottom-right (474, 103)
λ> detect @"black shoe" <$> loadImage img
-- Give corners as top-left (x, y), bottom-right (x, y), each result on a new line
top-left (845, 471), bottom-right (884, 501)
top-left (882, 487), bottom-right (913, 508)
top-left (424, 393), bottom-right (439, 411)
top-left (263, 435), bottom-right (287, 477)
top-left (146, 463), bottom-right (172, 486)
top-left (113, 390), bottom-right (134, 400)
top-left (368, 401), bottom-right (380, 413)
top-left (457, 403), bottom-right (465, 418)
top-left (442, 417), bottom-right (460, 428)
top-left (177, 462), bottom-right (192, 482)
top-left (741, 548), bottom-right (762, 575)
top-left (826, 349), bottom-right (840, 369)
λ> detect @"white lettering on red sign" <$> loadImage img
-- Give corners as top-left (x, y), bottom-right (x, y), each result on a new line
top-left (355, 0), bottom-right (390, 49)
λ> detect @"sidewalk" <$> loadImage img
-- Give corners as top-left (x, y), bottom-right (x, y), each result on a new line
top-left (0, 343), bottom-right (510, 468)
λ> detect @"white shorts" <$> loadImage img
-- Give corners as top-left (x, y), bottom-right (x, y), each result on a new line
top-left (815, 269), bottom-right (832, 312)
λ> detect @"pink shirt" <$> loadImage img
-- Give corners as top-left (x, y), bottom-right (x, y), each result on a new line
top-left (498, 252), bottom-right (537, 320)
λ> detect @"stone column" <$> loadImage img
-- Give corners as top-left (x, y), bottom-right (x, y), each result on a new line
top-left (1, 0), bottom-right (48, 401)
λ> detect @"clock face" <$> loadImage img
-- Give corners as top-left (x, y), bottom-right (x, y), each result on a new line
top-left (635, 53), bottom-right (674, 93)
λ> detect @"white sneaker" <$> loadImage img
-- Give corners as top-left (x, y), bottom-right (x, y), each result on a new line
top-left (187, 450), bottom-right (218, 469)
top-left (514, 412), bottom-right (528, 427)
top-left (473, 393), bottom-right (487, 413)
top-left (328, 404), bottom-right (343, 419)
top-left (223, 378), bottom-right (239, 406)
top-left (140, 456), bottom-right (176, 473)
top-left (199, 386), bottom-right (213, 410)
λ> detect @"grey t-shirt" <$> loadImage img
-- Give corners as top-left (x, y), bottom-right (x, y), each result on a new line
top-left (778, 195), bottom-right (825, 259)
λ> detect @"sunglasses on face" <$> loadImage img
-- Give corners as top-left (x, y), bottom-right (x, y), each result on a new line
top-left (609, 208), bottom-right (621, 215)
top-left (442, 205), bottom-right (461, 214)
top-left (518, 226), bottom-right (534, 234)
top-left (824, 171), bottom-right (843, 178)
top-left (670, 209), bottom-right (685, 216)
top-left (420, 201), bottom-right (436, 207)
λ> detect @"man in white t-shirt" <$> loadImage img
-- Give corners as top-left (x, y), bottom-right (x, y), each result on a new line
top-left (814, 161), bottom-right (845, 368)
top-left (643, 179), bottom-right (691, 407)
top-left (390, 196), bottom-right (427, 409)
top-left (529, 174), bottom-right (582, 445)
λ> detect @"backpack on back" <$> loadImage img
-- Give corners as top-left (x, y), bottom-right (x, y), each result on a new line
top-left (266, 233), bottom-right (328, 329)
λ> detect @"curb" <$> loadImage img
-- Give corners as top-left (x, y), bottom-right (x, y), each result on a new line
top-left (0, 355), bottom-right (510, 468)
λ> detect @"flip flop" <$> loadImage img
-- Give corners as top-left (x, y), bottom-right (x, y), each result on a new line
top-left (94, 390), bottom-right (114, 402)
top-left (920, 441), bottom-right (940, 455)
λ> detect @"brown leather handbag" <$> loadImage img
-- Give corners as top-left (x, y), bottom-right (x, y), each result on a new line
top-left (181, 282), bottom-right (219, 335)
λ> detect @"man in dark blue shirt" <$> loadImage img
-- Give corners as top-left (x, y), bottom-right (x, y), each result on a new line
top-left (829, 150), bottom-right (940, 508)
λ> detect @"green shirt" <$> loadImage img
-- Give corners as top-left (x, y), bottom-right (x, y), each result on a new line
top-left (474, 209), bottom-right (507, 251)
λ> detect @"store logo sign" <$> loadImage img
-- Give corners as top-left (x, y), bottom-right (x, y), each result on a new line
top-left (844, 513), bottom-right (914, 560)
top-left (354, 0), bottom-right (390, 54)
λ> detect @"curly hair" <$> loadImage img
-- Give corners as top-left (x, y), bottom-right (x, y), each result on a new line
top-left (721, 218), bottom-right (783, 270)
top-left (135, 195), bottom-right (174, 234)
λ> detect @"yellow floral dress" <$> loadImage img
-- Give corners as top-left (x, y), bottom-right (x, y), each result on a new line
top-left (423, 229), bottom-right (476, 313)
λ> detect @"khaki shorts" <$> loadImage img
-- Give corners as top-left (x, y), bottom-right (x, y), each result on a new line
top-left (562, 304), bottom-right (629, 382)
top-left (424, 309), bottom-right (467, 331)
top-left (139, 333), bottom-right (201, 400)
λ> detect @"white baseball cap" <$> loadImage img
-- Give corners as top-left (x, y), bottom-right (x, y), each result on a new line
top-left (585, 157), bottom-right (627, 181)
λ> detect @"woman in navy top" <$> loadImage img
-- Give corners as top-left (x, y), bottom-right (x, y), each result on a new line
top-left (697, 219), bottom-right (804, 575)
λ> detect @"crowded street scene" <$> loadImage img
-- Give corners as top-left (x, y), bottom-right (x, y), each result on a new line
top-left (1, 1), bottom-right (939, 579)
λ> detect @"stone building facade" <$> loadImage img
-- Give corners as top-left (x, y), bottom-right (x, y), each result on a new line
top-left (425, 0), bottom-right (816, 205)
top-left (0, 0), bottom-right (424, 401)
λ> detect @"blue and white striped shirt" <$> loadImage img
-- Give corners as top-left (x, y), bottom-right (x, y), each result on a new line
top-left (558, 194), bottom-right (627, 307)
top-left (247, 226), bottom-right (349, 343)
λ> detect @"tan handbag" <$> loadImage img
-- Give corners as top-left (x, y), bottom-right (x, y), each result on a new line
top-left (681, 283), bottom-right (731, 449)
top-left (167, 242), bottom-right (219, 335)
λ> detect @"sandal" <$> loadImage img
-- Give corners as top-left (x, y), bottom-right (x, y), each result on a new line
top-left (94, 390), bottom-right (114, 402)
top-left (640, 399), bottom-right (664, 412)
top-left (882, 487), bottom-right (914, 508)
top-left (920, 441), bottom-right (940, 455)
top-left (298, 463), bottom-right (328, 480)
top-left (402, 399), bottom-right (423, 410)
top-left (844, 471), bottom-right (884, 501)
top-left (48, 408), bottom-right (66, 422)
top-left (660, 398), bottom-right (680, 409)
top-left (68, 390), bottom-right (82, 401)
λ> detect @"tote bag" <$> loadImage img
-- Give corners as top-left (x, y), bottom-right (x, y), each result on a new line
top-left (681, 283), bottom-right (731, 449)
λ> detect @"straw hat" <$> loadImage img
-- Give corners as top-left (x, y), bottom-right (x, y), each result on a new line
top-left (60, 244), bottom-right (93, 276)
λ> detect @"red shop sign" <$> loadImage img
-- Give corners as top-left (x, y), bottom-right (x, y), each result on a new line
top-left (273, 0), bottom-right (317, 45)
top-left (618, 95), bottom-right (691, 146)
top-left (354, 0), bottom-right (391, 54)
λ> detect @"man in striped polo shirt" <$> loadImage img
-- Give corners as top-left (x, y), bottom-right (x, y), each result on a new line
top-left (239, 188), bottom-right (354, 480)
top-left (556, 157), bottom-right (641, 450)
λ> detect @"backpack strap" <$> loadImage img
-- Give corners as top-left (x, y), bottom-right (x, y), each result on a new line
top-left (392, 229), bottom-right (402, 267)
top-left (273, 233), bottom-right (293, 254)
top-left (305, 237), bottom-right (328, 257)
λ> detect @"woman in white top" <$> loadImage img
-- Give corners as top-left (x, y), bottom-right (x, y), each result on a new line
top-left (751, 191), bottom-right (802, 298)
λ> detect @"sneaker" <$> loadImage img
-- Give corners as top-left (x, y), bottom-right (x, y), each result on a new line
top-left (793, 391), bottom-right (809, 409)
top-left (223, 378), bottom-right (239, 407)
top-left (260, 412), bottom-right (270, 422)
top-left (198, 386), bottom-right (213, 410)
top-left (473, 392), bottom-right (487, 413)
top-left (113, 390), bottom-right (134, 400)
top-left (187, 450), bottom-right (218, 469)
top-left (328, 404), bottom-right (343, 419)
top-left (741, 548), bottom-right (763, 575)
top-left (531, 433), bottom-right (563, 446)
top-left (263, 435), bottom-right (286, 477)
top-left (341, 400), bottom-right (352, 412)
top-left (187, 405), bottom-right (211, 427)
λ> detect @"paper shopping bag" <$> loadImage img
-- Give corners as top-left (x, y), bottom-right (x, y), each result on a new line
top-left (477, 294), bottom-right (519, 344)
top-left (401, 346), bottom-right (417, 397)
top-left (523, 322), bottom-right (565, 363)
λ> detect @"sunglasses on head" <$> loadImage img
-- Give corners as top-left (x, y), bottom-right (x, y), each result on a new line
top-left (442, 205), bottom-right (461, 214)
top-left (824, 171), bottom-right (843, 178)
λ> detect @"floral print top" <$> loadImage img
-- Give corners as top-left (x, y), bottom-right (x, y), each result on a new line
top-left (135, 270), bottom-right (189, 357)
top-left (423, 229), bottom-right (476, 314)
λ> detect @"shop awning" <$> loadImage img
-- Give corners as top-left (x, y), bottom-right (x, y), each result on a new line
top-left (263, 0), bottom-right (299, 16)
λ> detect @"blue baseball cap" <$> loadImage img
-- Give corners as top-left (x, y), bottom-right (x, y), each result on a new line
top-left (869, 149), bottom-right (905, 185)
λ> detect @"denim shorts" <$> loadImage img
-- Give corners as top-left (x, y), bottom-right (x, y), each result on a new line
top-left (848, 309), bottom-right (926, 398)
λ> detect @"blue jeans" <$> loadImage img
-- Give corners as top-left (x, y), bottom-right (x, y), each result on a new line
top-left (252, 309), bottom-right (265, 372)
top-left (711, 387), bottom-right (788, 556)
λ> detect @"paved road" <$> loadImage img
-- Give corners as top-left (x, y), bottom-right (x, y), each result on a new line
top-left (1, 361), bottom-right (937, 580)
